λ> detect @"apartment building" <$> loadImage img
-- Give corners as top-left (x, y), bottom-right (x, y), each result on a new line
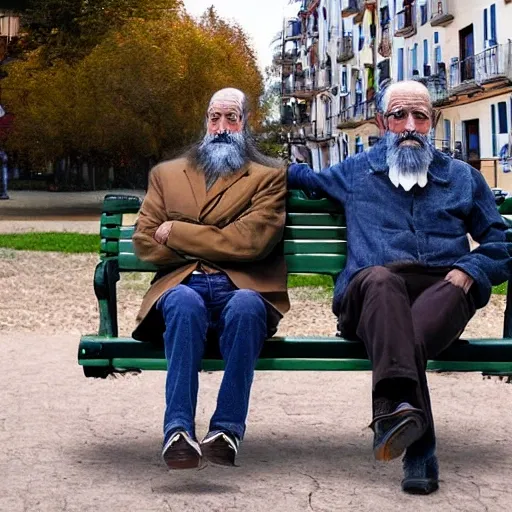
top-left (393, 0), bottom-right (512, 188)
top-left (275, 0), bottom-right (385, 170)
top-left (275, 0), bottom-right (512, 190)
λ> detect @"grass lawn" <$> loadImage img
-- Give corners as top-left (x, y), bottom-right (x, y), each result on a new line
top-left (0, 232), bottom-right (507, 295)
top-left (0, 232), bottom-right (100, 253)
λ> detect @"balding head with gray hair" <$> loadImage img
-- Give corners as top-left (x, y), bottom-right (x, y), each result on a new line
top-left (374, 80), bottom-right (436, 191)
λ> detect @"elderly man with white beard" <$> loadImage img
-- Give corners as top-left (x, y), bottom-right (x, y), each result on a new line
top-left (132, 88), bottom-right (289, 471)
top-left (288, 80), bottom-right (511, 495)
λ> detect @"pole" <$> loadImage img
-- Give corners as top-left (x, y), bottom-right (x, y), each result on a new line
top-left (0, 150), bottom-right (8, 200)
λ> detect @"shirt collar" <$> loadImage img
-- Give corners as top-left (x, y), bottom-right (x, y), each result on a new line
top-left (367, 137), bottom-right (452, 185)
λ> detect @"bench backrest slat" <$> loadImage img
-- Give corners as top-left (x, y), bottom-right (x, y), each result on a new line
top-left (99, 193), bottom-right (348, 275)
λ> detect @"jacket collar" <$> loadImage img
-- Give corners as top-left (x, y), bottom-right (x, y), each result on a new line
top-left (183, 161), bottom-right (251, 219)
top-left (367, 137), bottom-right (452, 185)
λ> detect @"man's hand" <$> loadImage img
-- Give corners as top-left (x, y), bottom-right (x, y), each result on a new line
top-left (444, 269), bottom-right (474, 294)
top-left (154, 221), bottom-right (173, 245)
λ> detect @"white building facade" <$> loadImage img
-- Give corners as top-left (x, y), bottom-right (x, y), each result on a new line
top-left (275, 0), bottom-right (512, 189)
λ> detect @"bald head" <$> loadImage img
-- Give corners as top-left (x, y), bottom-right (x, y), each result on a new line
top-left (380, 81), bottom-right (433, 138)
top-left (206, 88), bottom-right (247, 135)
top-left (383, 81), bottom-right (433, 116)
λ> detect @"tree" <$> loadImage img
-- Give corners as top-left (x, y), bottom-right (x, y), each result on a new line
top-left (1, 6), bottom-right (266, 187)
top-left (9, 0), bottom-right (183, 65)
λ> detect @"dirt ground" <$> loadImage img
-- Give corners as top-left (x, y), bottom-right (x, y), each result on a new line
top-left (1, 193), bottom-right (512, 511)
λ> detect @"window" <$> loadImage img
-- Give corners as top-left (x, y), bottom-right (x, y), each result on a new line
top-left (484, 8), bottom-right (488, 43)
top-left (434, 31), bottom-right (439, 44)
top-left (444, 119), bottom-right (451, 147)
top-left (341, 67), bottom-right (348, 93)
top-left (397, 47), bottom-right (404, 81)
top-left (484, 5), bottom-right (497, 48)
top-left (412, 43), bottom-right (418, 75)
top-left (490, 4), bottom-right (497, 45)
top-left (423, 39), bottom-right (429, 68)
top-left (491, 104), bottom-right (497, 156)
top-left (498, 101), bottom-right (508, 134)
top-left (420, 3), bottom-right (428, 25)
top-left (435, 46), bottom-right (442, 72)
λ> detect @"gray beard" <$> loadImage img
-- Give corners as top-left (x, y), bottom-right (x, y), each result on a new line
top-left (196, 132), bottom-right (248, 190)
top-left (385, 131), bottom-right (434, 191)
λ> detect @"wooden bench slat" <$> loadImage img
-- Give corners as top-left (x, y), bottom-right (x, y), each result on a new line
top-left (286, 213), bottom-right (345, 226)
top-left (117, 253), bottom-right (158, 271)
top-left (115, 239), bottom-right (347, 256)
top-left (102, 226), bottom-right (347, 243)
top-left (100, 213), bottom-right (123, 226)
top-left (285, 226), bottom-right (347, 239)
top-left (286, 254), bottom-right (345, 274)
top-left (114, 252), bottom-right (347, 274)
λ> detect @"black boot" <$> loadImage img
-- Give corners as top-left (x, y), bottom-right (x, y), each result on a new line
top-left (402, 442), bottom-right (439, 495)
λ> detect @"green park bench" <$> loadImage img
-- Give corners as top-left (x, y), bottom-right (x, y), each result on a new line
top-left (78, 192), bottom-right (512, 379)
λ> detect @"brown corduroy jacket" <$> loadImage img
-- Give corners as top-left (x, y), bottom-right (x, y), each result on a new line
top-left (131, 157), bottom-right (290, 342)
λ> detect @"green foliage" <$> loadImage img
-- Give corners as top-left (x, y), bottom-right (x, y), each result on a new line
top-left (3, 5), bottom-right (266, 172)
top-left (0, 233), bottom-right (100, 253)
top-left (11, 0), bottom-right (183, 64)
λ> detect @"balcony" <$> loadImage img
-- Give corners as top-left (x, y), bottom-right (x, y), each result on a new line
top-left (337, 34), bottom-right (354, 63)
top-left (286, 123), bottom-right (314, 143)
top-left (282, 68), bottom-right (331, 99)
top-left (449, 43), bottom-right (512, 95)
top-left (284, 19), bottom-right (302, 41)
top-left (342, 0), bottom-right (363, 18)
top-left (430, 0), bottom-right (454, 27)
top-left (395, 3), bottom-right (417, 38)
top-left (272, 48), bottom-right (299, 66)
top-left (337, 99), bottom-right (376, 129)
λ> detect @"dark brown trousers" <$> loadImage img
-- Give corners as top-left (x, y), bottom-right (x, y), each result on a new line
top-left (338, 264), bottom-right (476, 451)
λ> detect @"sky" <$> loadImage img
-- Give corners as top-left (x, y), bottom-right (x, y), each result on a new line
top-left (182, 0), bottom-right (300, 73)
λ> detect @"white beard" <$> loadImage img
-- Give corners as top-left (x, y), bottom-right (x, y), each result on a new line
top-left (388, 166), bottom-right (428, 192)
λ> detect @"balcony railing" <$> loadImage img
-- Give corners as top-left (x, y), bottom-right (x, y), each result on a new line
top-left (337, 34), bottom-right (354, 63)
top-left (430, 0), bottom-right (454, 27)
top-left (342, 0), bottom-right (363, 18)
top-left (449, 43), bottom-right (512, 92)
top-left (282, 66), bottom-right (332, 97)
top-left (272, 48), bottom-right (299, 65)
top-left (337, 99), bottom-right (376, 128)
top-left (286, 123), bottom-right (314, 142)
top-left (395, 3), bottom-right (417, 38)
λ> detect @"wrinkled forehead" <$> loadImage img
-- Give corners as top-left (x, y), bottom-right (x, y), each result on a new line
top-left (386, 88), bottom-right (432, 115)
top-left (208, 89), bottom-right (244, 117)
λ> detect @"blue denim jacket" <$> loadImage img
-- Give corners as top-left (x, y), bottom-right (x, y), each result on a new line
top-left (288, 139), bottom-right (512, 313)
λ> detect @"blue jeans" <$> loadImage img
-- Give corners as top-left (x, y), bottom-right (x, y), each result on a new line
top-left (156, 273), bottom-right (269, 442)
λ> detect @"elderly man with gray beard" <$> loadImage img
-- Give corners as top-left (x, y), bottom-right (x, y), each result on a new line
top-left (132, 88), bottom-right (289, 471)
top-left (288, 80), bottom-right (511, 494)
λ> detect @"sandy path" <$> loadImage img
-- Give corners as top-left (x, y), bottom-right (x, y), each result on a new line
top-left (1, 217), bottom-right (511, 510)
top-left (1, 331), bottom-right (511, 512)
